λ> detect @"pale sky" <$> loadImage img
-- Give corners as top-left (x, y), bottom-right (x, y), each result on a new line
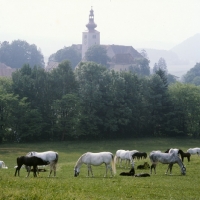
top-left (1, 0), bottom-right (200, 58)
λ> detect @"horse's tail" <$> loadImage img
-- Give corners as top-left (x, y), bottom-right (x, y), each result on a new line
top-left (149, 154), bottom-right (157, 164)
top-left (54, 153), bottom-right (59, 164)
top-left (114, 154), bottom-right (118, 165)
top-left (112, 154), bottom-right (116, 175)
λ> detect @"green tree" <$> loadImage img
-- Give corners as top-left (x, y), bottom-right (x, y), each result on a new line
top-left (52, 94), bottom-right (82, 140)
top-left (167, 74), bottom-right (177, 85)
top-left (140, 49), bottom-right (148, 59)
top-left (75, 62), bottom-right (133, 138)
top-left (183, 63), bottom-right (200, 85)
top-left (85, 45), bottom-right (109, 67)
top-left (153, 57), bottom-right (167, 74)
top-left (0, 40), bottom-right (44, 68)
top-left (48, 46), bottom-right (81, 70)
top-left (169, 82), bottom-right (200, 137)
top-left (0, 77), bottom-right (34, 142)
top-left (119, 71), bottom-right (144, 137)
top-left (129, 58), bottom-right (150, 76)
top-left (147, 69), bottom-right (173, 136)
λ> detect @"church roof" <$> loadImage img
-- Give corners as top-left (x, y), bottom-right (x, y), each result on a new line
top-left (0, 63), bottom-right (15, 77)
top-left (106, 45), bottom-right (143, 59)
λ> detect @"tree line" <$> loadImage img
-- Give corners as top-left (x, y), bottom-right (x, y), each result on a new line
top-left (1, 60), bottom-right (200, 143)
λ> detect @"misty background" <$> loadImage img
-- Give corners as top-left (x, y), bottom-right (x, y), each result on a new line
top-left (0, 0), bottom-right (200, 77)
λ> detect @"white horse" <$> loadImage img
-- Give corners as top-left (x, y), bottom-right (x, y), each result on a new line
top-left (187, 148), bottom-right (200, 156)
top-left (26, 151), bottom-right (58, 177)
top-left (169, 148), bottom-right (180, 156)
top-left (149, 151), bottom-right (186, 175)
top-left (115, 150), bottom-right (127, 167)
top-left (74, 152), bottom-right (116, 177)
top-left (0, 161), bottom-right (8, 169)
top-left (114, 150), bottom-right (138, 168)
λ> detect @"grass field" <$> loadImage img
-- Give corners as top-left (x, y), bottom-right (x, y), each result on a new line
top-left (0, 137), bottom-right (200, 200)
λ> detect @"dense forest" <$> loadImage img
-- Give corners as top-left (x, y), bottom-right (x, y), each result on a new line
top-left (1, 60), bottom-right (200, 143)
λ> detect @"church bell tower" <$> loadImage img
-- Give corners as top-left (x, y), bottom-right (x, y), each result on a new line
top-left (82, 7), bottom-right (100, 59)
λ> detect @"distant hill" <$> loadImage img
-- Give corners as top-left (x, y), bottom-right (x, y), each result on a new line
top-left (137, 34), bottom-right (200, 77)
top-left (171, 33), bottom-right (200, 62)
top-left (137, 48), bottom-right (186, 67)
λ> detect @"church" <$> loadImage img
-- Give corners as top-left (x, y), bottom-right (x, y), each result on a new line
top-left (47, 7), bottom-right (144, 71)
top-left (81, 7), bottom-right (143, 71)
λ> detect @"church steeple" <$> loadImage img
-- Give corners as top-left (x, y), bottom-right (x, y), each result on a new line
top-left (82, 7), bottom-right (100, 59)
top-left (86, 7), bottom-right (97, 32)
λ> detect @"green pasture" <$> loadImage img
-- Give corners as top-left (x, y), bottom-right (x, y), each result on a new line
top-left (0, 137), bottom-right (200, 199)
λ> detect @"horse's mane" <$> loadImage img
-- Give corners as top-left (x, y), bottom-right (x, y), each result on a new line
top-left (75, 153), bottom-right (87, 167)
top-left (178, 149), bottom-right (183, 154)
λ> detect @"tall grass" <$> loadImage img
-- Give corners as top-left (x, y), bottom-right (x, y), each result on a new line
top-left (0, 137), bottom-right (200, 199)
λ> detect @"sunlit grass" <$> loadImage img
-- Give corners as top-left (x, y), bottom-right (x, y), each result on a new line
top-left (0, 137), bottom-right (200, 199)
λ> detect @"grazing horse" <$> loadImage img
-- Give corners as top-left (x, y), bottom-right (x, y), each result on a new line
top-left (137, 162), bottom-right (150, 169)
top-left (178, 149), bottom-right (191, 162)
top-left (0, 161), bottom-right (8, 169)
top-left (187, 148), bottom-right (200, 156)
top-left (132, 152), bottom-right (147, 160)
top-left (115, 150), bottom-right (126, 166)
top-left (26, 151), bottom-right (58, 177)
top-left (149, 151), bottom-right (186, 175)
top-left (74, 152), bottom-right (116, 177)
top-left (114, 150), bottom-right (138, 168)
top-left (165, 148), bottom-right (180, 156)
top-left (15, 156), bottom-right (50, 177)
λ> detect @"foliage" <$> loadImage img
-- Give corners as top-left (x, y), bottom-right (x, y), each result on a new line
top-left (129, 57), bottom-right (150, 76)
top-left (169, 82), bottom-right (200, 137)
top-left (85, 45), bottom-right (110, 67)
top-left (140, 49), bottom-right (148, 59)
top-left (0, 61), bottom-right (200, 142)
top-left (167, 73), bottom-right (177, 84)
top-left (0, 40), bottom-right (44, 68)
top-left (153, 57), bottom-right (167, 74)
top-left (48, 46), bottom-right (81, 70)
top-left (183, 62), bottom-right (200, 85)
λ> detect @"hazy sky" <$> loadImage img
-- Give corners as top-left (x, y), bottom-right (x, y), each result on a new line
top-left (1, 0), bottom-right (200, 58)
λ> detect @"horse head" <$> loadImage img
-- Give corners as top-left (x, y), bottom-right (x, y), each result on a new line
top-left (181, 165), bottom-right (186, 175)
top-left (74, 167), bottom-right (80, 177)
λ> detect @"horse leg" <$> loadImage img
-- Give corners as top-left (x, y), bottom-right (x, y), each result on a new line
top-left (165, 164), bottom-right (173, 175)
top-left (33, 166), bottom-right (37, 177)
top-left (130, 159), bottom-right (134, 169)
top-left (188, 155), bottom-right (190, 162)
top-left (165, 164), bottom-right (170, 174)
top-left (120, 159), bottom-right (123, 168)
top-left (15, 165), bottom-right (22, 176)
top-left (49, 164), bottom-right (53, 177)
top-left (150, 164), bottom-right (156, 174)
top-left (36, 166), bottom-right (40, 176)
top-left (26, 166), bottom-right (31, 177)
top-left (126, 159), bottom-right (130, 168)
top-left (117, 157), bottom-right (120, 167)
top-left (87, 165), bottom-right (93, 177)
top-left (104, 164), bottom-right (108, 177)
top-left (53, 164), bottom-right (56, 176)
top-left (109, 164), bottom-right (113, 177)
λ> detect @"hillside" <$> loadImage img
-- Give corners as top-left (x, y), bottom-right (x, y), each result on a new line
top-left (171, 33), bottom-right (200, 62)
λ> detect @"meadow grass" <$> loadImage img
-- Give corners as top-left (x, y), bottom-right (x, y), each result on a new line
top-left (0, 137), bottom-right (200, 199)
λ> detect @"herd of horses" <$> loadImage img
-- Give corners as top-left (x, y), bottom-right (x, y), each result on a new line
top-left (74, 147), bottom-right (200, 177)
top-left (1, 147), bottom-right (200, 178)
